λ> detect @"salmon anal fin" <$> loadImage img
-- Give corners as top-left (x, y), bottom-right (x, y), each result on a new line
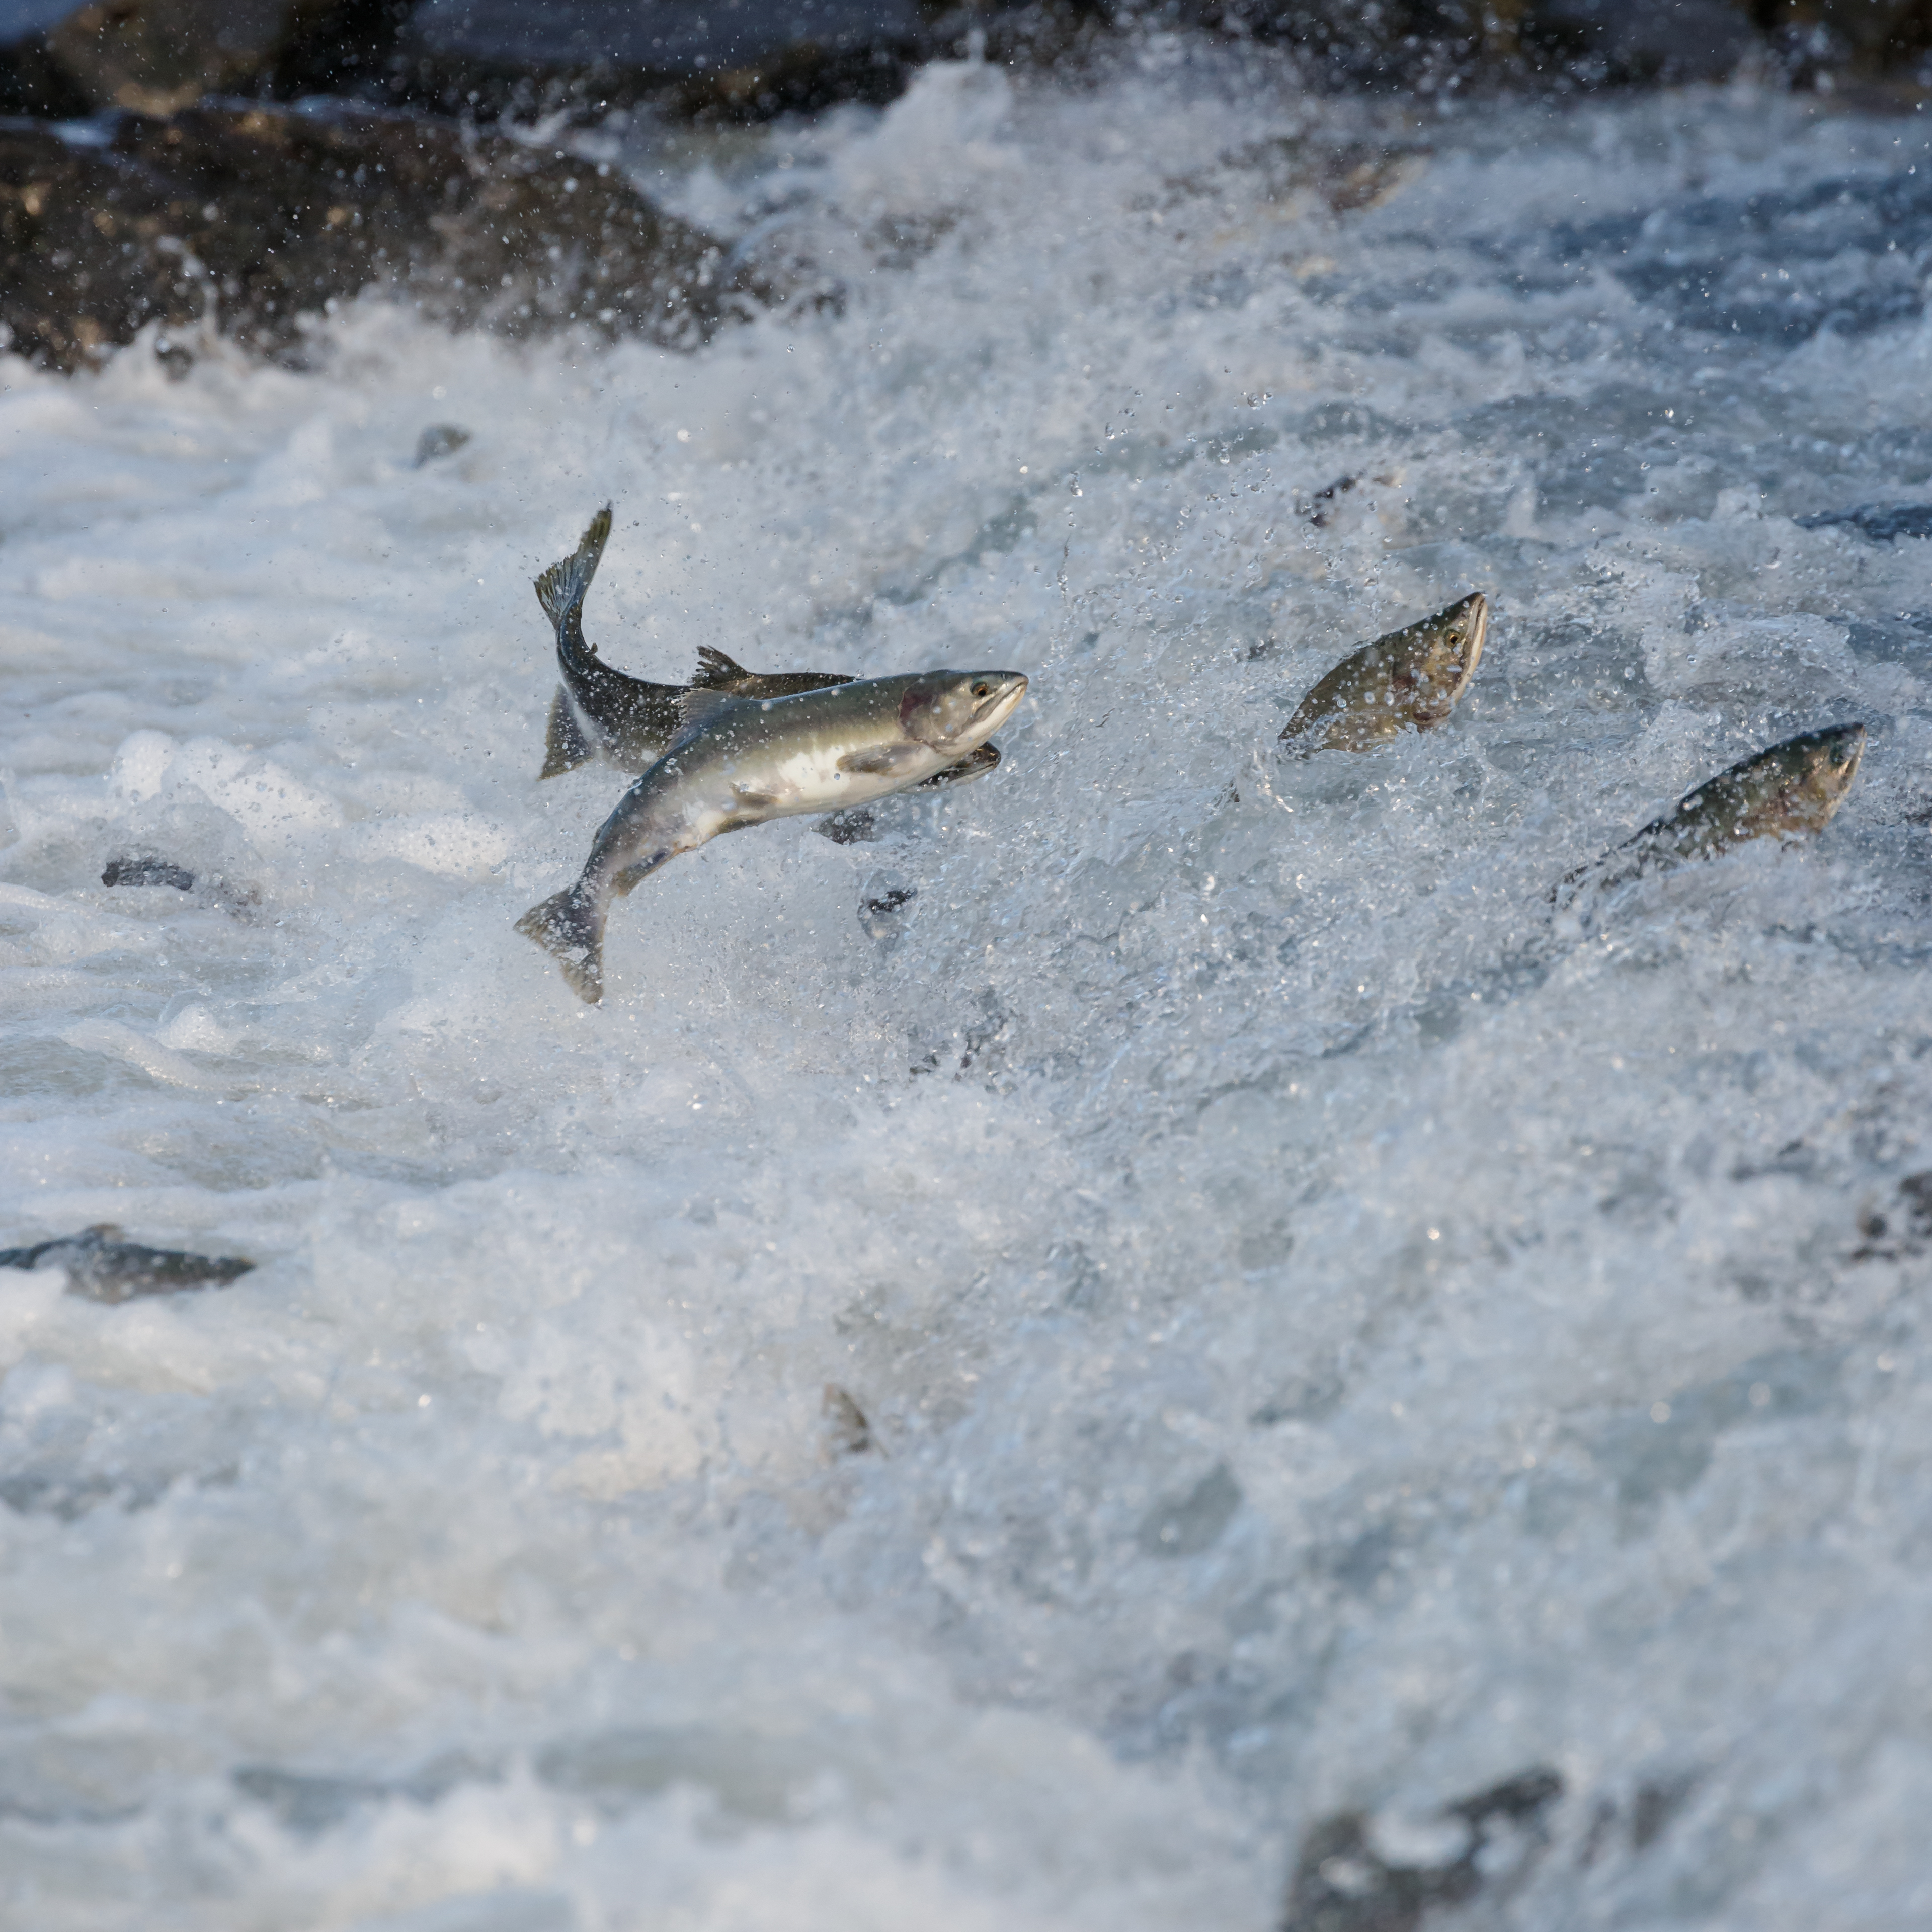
top-left (540, 688), bottom-right (597, 778)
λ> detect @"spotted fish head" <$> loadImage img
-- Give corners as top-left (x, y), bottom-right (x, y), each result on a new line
top-left (1408, 590), bottom-right (1488, 723)
top-left (1765, 721), bottom-right (1867, 829)
top-left (1798, 720), bottom-right (1866, 798)
top-left (901, 671), bottom-right (1028, 751)
top-left (1669, 720), bottom-right (1868, 851)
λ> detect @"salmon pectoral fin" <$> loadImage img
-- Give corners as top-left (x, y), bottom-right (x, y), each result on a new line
top-left (540, 688), bottom-right (597, 778)
top-left (838, 745), bottom-right (930, 779)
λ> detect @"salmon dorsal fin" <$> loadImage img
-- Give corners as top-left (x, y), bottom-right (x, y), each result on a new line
top-left (675, 686), bottom-right (743, 729)
top-left (689, 645), bottom-right (751, 689)
top-left (662, 685), bottom-right (750, 758)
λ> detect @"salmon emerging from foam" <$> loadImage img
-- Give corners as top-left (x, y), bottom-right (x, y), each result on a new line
top-left (1556, 723), bottom-right (1867, 906)
top-left (1280, 593), bottom-right (1489, 753)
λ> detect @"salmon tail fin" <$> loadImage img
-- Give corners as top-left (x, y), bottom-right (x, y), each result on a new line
top-left (688, 644), bottom-right (750, 690)
top-left (516, 885), bottom-right (606, 1004)
top-left (534, 503), bottom-right (613, 640)
top-left (539, 688), bottom-right (596, 779)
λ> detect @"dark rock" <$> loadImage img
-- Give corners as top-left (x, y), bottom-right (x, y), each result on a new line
top-left (1526, 0), bottom-right (1758, 80)
top-left (413, 421), bottom-right (470, 466)
top-left (101, 854), bottom-right (196, 890)
top-left (394, 0), bottom-right (937, 120)
top-left (1752, 2), bottom-right (1932, 83)
top-left (0, 102), bottom-right (748, 372)
top-left (1168, 0), bottom-right (1772, 91)
top-left (0, 1223), bottom-right (255, 1302)
top-left (1166, 1), bottom-right (1508, 90)
top-left (1795, 502), bottom-right (1932, 541)
top-left (47, 0), bottom-right (320, 114)
top-left (0, 0), bottom-right (411, 119)
top-left (0, 3), bottom-right (94, 116)
top-left (1281, 1768), bottom-right (1564, 1932)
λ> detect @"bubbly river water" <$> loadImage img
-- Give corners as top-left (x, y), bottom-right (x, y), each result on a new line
top-left (4, 52), bottom-right (1932, 1929)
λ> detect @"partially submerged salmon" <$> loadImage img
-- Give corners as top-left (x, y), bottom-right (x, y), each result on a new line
top-left (0, 1224), bottom-right (254, 1303)
top-left (535, 507), bottom-right (999, 789)
top-left (1557, 724), bottom-right (1866, 905)
top-left (1280, 593), bottom-right (1488, 752)
top-left (519, 668), bottom-right (1028, 1003)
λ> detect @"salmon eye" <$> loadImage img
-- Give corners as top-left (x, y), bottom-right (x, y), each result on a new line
top-left (972, 681), bottom-right (991, 697)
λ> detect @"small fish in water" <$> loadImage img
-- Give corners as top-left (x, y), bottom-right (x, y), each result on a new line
top-left (519, 668), bottom-right (1027, 1003)
top-left (413, 423), bottom-right (471, 467)
top-left (1557, 723), bottom-right (1866, 905)
top-left (534, 507), bottom-right (1006, 787)
top-left (0, 1224), bottom-right (254, 1304)
top-left (1280, 592), bottom-right (1489, 753)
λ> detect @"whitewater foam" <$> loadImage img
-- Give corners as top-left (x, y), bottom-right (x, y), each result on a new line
top-left (3, 52), bottom-right (1932, 1930)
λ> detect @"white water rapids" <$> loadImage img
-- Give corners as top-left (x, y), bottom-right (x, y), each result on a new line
top-left (4, 51), bottom-right (1932, 1928)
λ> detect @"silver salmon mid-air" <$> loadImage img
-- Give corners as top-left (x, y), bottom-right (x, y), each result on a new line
top-left (1280, 592), bottom-right (1489, 752)
top-left (535, 507), bottom-right (1001, 789)
top-left (1557, 723), bottom-right (1866, 904)
top-left (518, 668), bottom-right (1029, 1003)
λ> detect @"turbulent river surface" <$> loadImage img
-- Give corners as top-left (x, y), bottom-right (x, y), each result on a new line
top-left (5, 51), bottom-right (1932, 1930)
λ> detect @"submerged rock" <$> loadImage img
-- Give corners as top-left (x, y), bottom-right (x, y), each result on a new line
top-left (1853, 1170), bottom-right (1932, 1260)
top-left (0, 101), bottom-right (748, 372)
top-left (822, 1383), bottom-right (875, 1455)
top-left (412, 421), bottom-right (470, 466)
top-left (101, 854), bottom-right (195, 890)
top-left (818, 807), bottom-right (880, 844)
top-left (1281, 1767), bottom-right (1564, 1932)
top-left (1795, 502), bottom-right (1932, 541)
top-left (1137, 1462), bottom-right (1243, 1558)
top-left (859, 882), bottom-right (915, 939)
top-left (0, 1224), bottom-right (255, 1302)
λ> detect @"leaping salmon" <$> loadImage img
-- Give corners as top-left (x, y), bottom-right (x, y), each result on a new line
top-left (518, 668), bottom-right (1028, 1003)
